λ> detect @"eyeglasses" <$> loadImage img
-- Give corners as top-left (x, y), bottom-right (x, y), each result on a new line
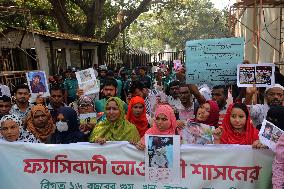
top-left (79, 104), bottom-right (93, 109)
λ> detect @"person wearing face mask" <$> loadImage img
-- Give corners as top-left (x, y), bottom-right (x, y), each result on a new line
top-left (50, 106), bottom-right (84, 144)
top-left (26, 104), bottom-right (55, 143)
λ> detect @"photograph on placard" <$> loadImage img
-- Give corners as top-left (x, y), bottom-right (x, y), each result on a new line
top-left (26, 71), bottom-right (50, 98)
top-left (173, 60), bottom-right (182, 71)
top-left (238, 66), bottom-right (255, 85)
top-left (237, 63), bottom-right (275, 87)
top-left (145, 135), bottom-right (180, 184)
top-left (255, 66), bottom-right (273, 85)
top-left (76, 68), bottom-right (99, 95)
top-left (259, 120), bottom-right (284, 152)
top-left (79, 112), bottom-right (97, 125)
top-left (181, 121), bottom-right (214, 145)
top-left (79, 69), bottom-right (93, 83)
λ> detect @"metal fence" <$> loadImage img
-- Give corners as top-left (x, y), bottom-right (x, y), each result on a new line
top-left (105, 51), bottom-right (185, 69)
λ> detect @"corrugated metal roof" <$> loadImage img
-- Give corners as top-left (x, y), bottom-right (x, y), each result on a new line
top-left (3, 27), bottom-right (108, 44)
top-left (32, 29), bottom-right (108, 44)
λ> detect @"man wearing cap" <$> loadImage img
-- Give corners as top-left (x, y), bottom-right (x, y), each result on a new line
top-left (245, 84), bottom-right (284, 128)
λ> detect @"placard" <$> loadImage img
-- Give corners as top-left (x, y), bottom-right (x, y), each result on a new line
top-left (26, 71), bottom-right (50, 98)
top-left (145, 135), bottom-right (180, 184)
top-left (181, 121), bottom-right (214, 144)
top-left (79, 112), bottom-right (97, 125)
top-left (237, 63), bottom-right (275, 87)
top-left (259, 119), bottom-right (283, 152)
top-left (185, 37), bottom-right (244, 85)
top-left (75, 68), bottom-right (100, 95)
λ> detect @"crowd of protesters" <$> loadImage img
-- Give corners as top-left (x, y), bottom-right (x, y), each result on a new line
top-left (0, 61), bottom-right (283, 188)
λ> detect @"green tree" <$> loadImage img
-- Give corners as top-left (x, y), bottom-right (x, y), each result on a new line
top-left (128, 0), bottom-right (230, 53)
top-left (0, 0), bottom-right (154, 42)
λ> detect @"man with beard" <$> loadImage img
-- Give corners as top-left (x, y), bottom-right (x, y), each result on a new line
top-left (245, 84), bottom-right (284, 128)
top-left (94, 78), bottom-right (118, 113)
top-left (166, 80), bottom-right (182, 110)
top-left (178, 84), bottom-right (195, 121)
top-left (10, 84), bottom-right (32, 121)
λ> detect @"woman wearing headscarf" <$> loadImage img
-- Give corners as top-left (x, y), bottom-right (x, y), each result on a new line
top-left (266, 106), bottom-right (284, 189)
top-left (78, 96), bottom-right (97, 133)
top-left (49, 106), bottom-right (84, 144)
top-left (193, 100), bottom-right (220, 127)
top-left (178, 100), bottom-right (219, 144)
top-left (26, 104), bottom-right (55, 143)
top-left (89, 97), bottom-right (140, 144)
top-left (135, 104), bottom-right (177, 150)
top-left (126, 96), bottom-right (148, 138)
top-left (213, 103), bottom-right (264, 146)
top-left (0, 114), bottom-right (40, 143)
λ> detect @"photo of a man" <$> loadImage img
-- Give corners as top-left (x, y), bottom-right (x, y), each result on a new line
top-left (30, 73), bottom-right (47, 93)
top-left (262, 123), bottom-right (273, 140)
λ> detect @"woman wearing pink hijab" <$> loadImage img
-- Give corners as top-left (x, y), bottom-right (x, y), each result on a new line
top-left (135, 104), bottom-right (177, 150)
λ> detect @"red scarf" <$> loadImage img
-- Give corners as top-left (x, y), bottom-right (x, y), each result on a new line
top-left (220, 103), bottom-right (259, 145)
top-left (194, 100), bottom-right (220, 126)
top-left (126, 96), bottom-right (148, 138)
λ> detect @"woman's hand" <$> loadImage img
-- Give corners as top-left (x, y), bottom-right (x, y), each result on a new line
top-left (213, 126), bottom-right (223, 144)
top-left (252, 140), bottom-right (268, 149)
top-left (176, 120), bottom-right (186, 130)
top-left (79, 123), bottom-right (95, 134)
top-left (94, 137), bottom-right (106, 145)
top-left (136, 141), bottom-right (146, 151)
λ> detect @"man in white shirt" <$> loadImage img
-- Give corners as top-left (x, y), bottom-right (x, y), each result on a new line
top-left (166, 80), bottom-right (182, 110)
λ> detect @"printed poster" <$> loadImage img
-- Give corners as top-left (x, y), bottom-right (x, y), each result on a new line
top-left (79, 112), bottom-right (97, 125)
top-left (26, 71), bottom-right (50, 98)
top-left (173, 60), bottom-right (182, 71)
top-left (75, 68), bottom-right (100, 95)
top-left (237, 63), bottom-right (275, 87)
top-left (181, 121), bottom-right (214, 145)
top-left (185, 37), bottom-right (244, 85)
top-left (145, 135), bottom-right (180, 184)
top-left (259, 119), bottom-right (283, 152)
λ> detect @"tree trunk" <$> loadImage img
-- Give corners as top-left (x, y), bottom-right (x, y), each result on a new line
top-left (48, 0), bottom-right (74, 33)
top-left (103, 0), bottom-right (152, 42)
